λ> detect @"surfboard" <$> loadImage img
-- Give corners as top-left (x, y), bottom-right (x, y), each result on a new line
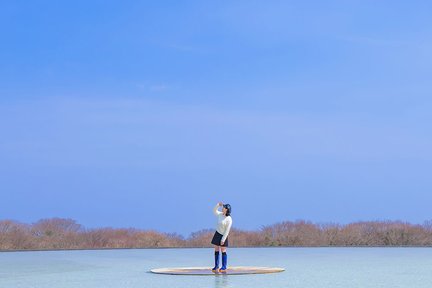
top-left (150, 266), bottom-right (285, 276)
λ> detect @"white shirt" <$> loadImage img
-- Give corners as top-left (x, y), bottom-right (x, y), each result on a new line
top-left (213, 204), bottom-right (233, 242)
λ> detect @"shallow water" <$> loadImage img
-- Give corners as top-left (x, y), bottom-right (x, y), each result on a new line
top-left (1, 247), bottom-right (432, 288)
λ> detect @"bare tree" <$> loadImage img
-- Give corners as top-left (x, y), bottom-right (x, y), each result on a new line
top-left (2, 217), bottom-right (432, 250)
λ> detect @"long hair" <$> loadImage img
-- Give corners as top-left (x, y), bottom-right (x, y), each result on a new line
top-left (223, 204), bottom-right (232, 217)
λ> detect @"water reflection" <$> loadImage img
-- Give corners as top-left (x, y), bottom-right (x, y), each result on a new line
top-left (214, 274), bottom-right (230, 288)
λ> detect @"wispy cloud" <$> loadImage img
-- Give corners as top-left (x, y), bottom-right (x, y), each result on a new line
top-left (149, 84), bottom-right (168, 92)
top-left (167, 43), bottom-right (202, 53)
top-left (136, 83), bottom-right (169, 93)
top-left (340, 35), bottom-right (429, 50)
top-left (146, 37), bottom-right (210, 54)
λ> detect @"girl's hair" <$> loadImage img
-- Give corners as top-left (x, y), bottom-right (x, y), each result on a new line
top-left (223, 204), bottom-right (232, 216)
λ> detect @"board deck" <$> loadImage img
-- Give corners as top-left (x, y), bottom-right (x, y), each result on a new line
top-left (150, 266), bottom-right (285, 276)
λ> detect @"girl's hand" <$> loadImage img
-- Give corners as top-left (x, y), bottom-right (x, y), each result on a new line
top-left (218, 202), bottom-right (223, 206)
top-left (220, 241), bottom-right (225, 246)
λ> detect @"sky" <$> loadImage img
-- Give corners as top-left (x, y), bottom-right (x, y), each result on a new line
top-left (1, 1), bottom-right (432, 236)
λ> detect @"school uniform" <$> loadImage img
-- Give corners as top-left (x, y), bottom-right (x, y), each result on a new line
top-left (211, 204), bottom-right (232, 247)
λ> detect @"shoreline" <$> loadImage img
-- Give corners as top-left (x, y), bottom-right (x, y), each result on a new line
top-left (2, 245), bottom-right (432, 253)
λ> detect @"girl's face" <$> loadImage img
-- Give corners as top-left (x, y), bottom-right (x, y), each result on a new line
top-left (222, 207), bottom-right (227, 214)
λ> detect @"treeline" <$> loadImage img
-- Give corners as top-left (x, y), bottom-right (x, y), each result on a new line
top-left (1, 218), bottom-right (432, 250)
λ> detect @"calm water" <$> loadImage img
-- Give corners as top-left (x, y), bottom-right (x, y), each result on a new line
top-left (1, 247), bottom-right (432, 288)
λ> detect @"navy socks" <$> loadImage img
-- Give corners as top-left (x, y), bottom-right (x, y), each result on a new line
top-left (220, 252), bottom-right (227, 270)
top-left (212, 251), bottom-right (227, 271)
top-left (212, 251), bottom-right (220, 270)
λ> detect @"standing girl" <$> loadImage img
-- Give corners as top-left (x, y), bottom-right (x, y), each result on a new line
top-left (211, 202), bottom-right (232, 273)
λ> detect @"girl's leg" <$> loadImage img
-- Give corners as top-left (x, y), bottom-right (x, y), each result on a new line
top-left (219, 247), bottom-right (228, 272)
top-left (212, 245), bottom-right (220, 271)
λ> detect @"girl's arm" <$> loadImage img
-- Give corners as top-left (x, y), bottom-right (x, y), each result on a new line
top-left (221, 218), bottom-right (232, 243)
top-left (213, 203), bottom-right (222, 216)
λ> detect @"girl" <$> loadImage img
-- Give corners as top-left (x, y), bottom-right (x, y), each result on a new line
top-left (211, 202), bottom-right (232, 273)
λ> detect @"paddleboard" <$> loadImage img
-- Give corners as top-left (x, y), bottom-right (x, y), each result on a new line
top-left (150, 266), bottom-right (285, 276)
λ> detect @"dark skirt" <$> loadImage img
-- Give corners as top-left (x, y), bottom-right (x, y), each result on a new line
top-left (211, 231), bottom-right (229, 247)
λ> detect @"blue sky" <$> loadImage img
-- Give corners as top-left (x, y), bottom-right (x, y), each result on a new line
top-left (1, 1), bottom-right (432, 235)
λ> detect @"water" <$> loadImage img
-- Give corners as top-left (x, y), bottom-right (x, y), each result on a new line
top-left (1, 247), bottom-right (432, 288)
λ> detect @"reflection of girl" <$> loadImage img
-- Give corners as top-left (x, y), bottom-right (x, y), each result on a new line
top-left (211, 202), bottom-right (232, 273)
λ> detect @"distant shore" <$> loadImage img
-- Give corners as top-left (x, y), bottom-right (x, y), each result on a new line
top-left (1, 218), bottom-right (432, 251)
top-left (3, 245), bottom-right (432, 253)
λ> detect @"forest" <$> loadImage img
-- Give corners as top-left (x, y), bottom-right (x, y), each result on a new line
top-left (1, 218), bottom-right (432, 250)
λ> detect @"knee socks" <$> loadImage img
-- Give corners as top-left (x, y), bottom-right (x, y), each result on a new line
top-left (213, 251), bottom-right (220, 270)
top-left (221, 252), bottom-right (227, 270)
